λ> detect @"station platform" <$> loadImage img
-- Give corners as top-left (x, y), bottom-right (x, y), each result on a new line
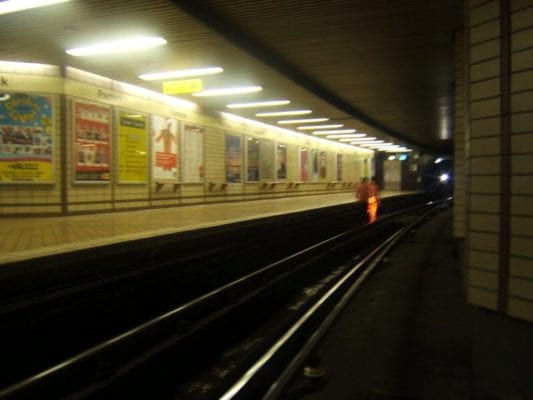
top-left (290, 206), bottom-right (476, 400)
top-left (0, 191), bottom-right (405, 266)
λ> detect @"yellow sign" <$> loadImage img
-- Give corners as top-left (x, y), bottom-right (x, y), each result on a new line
top-left (163, 79), bottom-right (203, 94)
top-left (118, 111), bottom-right (148, 183)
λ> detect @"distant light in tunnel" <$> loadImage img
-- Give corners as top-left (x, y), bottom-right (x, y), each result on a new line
top-left (440, 173), bottom-right (449, 182)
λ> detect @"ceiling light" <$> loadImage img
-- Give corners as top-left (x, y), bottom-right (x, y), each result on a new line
top-left (139, 67), bottom-right (223, 81)
top-left (341, 137), bottom-right (376, 142)
top-left (297, 124), bottom-right (343, 130)
top-left (278, 118), bottom-right (329, 124)
top-left (192, 86), bottom-right (262, 97)
top-left (325, 134), bottom-right (366, 139)
top-left (256, 110), bottom-right (311, 117)
top-left (312, 129), bottom-right (356, 135)
top-left (66, 37), bottom-right (167, 56)
top-left (227, 100), bottom-right (290, 109)
top-left (0, 0), bottom-right (70, 15)
top-left (360, 141), bottom-right (385, 147)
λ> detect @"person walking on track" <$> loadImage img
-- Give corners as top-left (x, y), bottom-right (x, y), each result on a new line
top-left (367, 176), bottom-right (380, 223)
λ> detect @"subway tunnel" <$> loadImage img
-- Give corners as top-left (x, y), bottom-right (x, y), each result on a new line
top-left (0, 1), bottom-right (532, 399)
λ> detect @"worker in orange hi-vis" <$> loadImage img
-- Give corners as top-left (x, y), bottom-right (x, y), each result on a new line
top-left (355, 177), bottom-right (369, 223)
top-left (367, 176), bottom-right (380, 223)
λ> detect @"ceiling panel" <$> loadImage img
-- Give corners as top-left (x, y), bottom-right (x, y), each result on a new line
top-left (0, 0), bottom-right (463, 153)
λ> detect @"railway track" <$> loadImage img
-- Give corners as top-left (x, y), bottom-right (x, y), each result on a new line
top-left (0, 193), bottom-right (440, 399)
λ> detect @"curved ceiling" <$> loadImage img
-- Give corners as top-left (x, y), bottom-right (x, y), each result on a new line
top-left (0, 0), bottom-right (463, 154)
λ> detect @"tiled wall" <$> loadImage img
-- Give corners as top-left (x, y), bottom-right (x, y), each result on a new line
top-left (454, 29), bottom-right (467, 238)
top-left (465, 0), bottom-right (533, 322)
top-left (0, 65), bottom-right (371, 216)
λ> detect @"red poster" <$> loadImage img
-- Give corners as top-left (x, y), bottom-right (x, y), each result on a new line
top-left (73, 101), bottom-right (111, 182)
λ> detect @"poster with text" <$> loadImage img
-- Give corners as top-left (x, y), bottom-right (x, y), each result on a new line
top-left (336, 154), bottom-right (343, 181)
top-left (300, 147), bottom-right (309, 182)
top-left (73, 101), bottom-right (111, 182)
top-left (181, 123), bottom-right (204, 182)
top-left (277, 143), bottom-right (287, 180)
top-left (0, 93), bottom-right (54, 183)
top-left (117, 111), bottom-right (148, 183)
top-left (152, 115), bottom-right (178, 180)
top-left (260, 139), bottom-right (274, 180)
top-left (226, 134), bottom-right (242, 183)
top-left (319, 151), bottom-right (327, 179)
top-left (311, 149), bottom-right (319, 182)
top-left (246, 138), bottom-right (259, 182)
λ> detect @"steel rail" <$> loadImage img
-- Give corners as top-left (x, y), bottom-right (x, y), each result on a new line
top-left (0, 210), bottom-right (373, 399)
top-left (0, 197), bottom-right (439, 399)
top-left (220, 202), bottom-right (446, 400)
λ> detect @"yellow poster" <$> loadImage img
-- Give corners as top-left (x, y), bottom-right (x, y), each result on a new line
top-left (117, 111), bottom-right (147, 183)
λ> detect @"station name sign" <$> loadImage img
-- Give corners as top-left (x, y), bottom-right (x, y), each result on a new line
top-left (163, 79), bottom-right (203, 94)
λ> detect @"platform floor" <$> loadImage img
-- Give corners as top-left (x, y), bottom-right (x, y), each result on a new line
top-left (0, 191), bottom-right (404, 266)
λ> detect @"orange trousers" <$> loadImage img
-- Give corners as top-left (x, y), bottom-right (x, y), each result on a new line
top-left (367, 196), bottom-right (378, 223)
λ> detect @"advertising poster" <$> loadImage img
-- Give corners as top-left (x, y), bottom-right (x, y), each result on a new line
top-left (152, 115), bottom-right (178, 180)
top-left (181, 123), bottom-right (204, 182)
top-left (336, 153), bottom-right (343, 181)
top-left (73, 101), bottom-right (111, 182)
top-left (225, 134), bottom-right (242, 183)
top-left (260, 139), bottom-right (274, 180)
top-left (300, 147), bottom-right (309, 182)
top-left (117, 110), bottom-right (148, 183)
top-left (246, 138), bottom-right (259, 182)
top-left (0, 93), bottom-right (54, 183)
top-left (319, 151), bottom-right (327, 179)
top-left (311, 149), bottom-right (319, 182)
top-left (277, 143), bottom-right (287, 180)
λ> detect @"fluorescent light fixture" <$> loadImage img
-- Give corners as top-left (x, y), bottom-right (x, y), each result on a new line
top-left (256, 110), bottom-right (311, 117)
top-left (139, 67), bottom-right (223, 81)
top-left (342, 137), bottom-right (376, 142)
top-left (325, 134), bottom-right (367, 139)
top-left (192, 86), bottom-right (262, 97)
top-left (227, 100), bottom-right (290, 109)
top-left (0, 0), bottom-right (70, 15)
top-left (297, 124), bottom-right (343, 130)
top-left (66, 37), bottom-right (167, 56)
top-left (220, 112), bottom-right (359, 151)
top-left (340, 139), bottom-right (378, 143)
top-left (312, 129), bottom-right (356, 135)
top-left (278, 118), bottom-right (329, 124)
top-left (360, 141), bottom-right (385, 147)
